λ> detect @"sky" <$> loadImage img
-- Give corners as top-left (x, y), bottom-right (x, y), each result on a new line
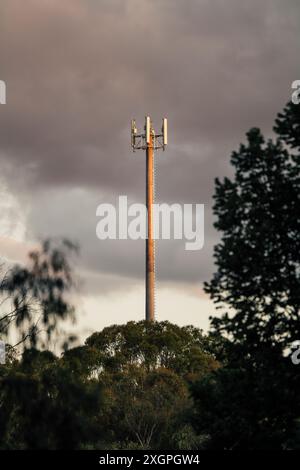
top-left (0, 0), bottom-right (299, 341)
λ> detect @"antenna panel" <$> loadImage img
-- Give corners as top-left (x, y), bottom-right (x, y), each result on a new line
top-left (146, 116), bottom-right (151, 144)
top-left (131, 119), bottom-right (137, 147)
top-left (162, 118), bottom-right (168, 146)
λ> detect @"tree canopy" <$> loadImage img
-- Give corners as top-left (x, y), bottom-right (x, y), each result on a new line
top-left (191, 101), bottom-right (300, 449)
top-left (0, 239), bottom-right (78, 349)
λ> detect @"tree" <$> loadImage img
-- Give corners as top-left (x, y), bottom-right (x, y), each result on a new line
top-left (274, 100), bottom-right (300, 149)
top-left (192, 102), bottom-right (300, 449)
top-left (205, 122), bottom-right (300, 352)
top-left (191, 348), bottom-right (299, 449)
top-left (62, 321), bottom-right (220, 449)
top-left (100, 367), bottom-right (190, 449)
top-left (0, 238), bottom-right (78, 349)
top-left (0, 348), bottom-right (103, 449)
top-left (84, 321), bottom-right (220, 378)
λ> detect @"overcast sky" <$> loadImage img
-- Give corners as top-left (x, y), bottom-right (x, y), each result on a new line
top-left (0, 0), bottom-right (299, 339)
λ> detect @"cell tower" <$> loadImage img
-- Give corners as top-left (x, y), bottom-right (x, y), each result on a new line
top-left (131, 116), bottom-right (168, 321)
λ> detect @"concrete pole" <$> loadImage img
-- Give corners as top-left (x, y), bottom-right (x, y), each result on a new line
top-left (146, 128), bottom-right (155, 321)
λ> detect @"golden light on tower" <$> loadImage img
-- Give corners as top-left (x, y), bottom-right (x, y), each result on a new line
top-left (131, 116), bottom-right (168, 321)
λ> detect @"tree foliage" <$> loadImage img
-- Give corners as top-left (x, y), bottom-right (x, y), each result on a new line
top-left (0, 348), bottom-right (102, 449)
top-left (0, 238), bottom-right (78, 349)
top-left (205, 120), bottom-right (300, 352)
top-left (0, 321), bottom-right (219, 450)
top-left (62, 321), bottom-right (220, 449)
top-left (83, 321), bottom-right (220, 378)
top-left (192, 102), bottom-right (300, 449)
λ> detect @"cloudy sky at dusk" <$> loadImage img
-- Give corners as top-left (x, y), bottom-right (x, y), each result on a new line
top-left (0, 0), bottom-right (299, 341)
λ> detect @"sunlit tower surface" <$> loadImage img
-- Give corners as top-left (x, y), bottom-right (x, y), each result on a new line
top-left (131, 116), bottom-right (168, 321)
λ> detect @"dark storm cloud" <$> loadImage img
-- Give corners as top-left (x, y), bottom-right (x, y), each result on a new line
top-left (25, 187), bottom-right (217, 288)
top-left (1, 0), bottom-right (300, 287)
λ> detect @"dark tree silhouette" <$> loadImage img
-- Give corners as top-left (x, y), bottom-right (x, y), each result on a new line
top-left (191, 102), bottom-right (300, 449)
top-left (205, 120), bottom-right (300, 352)
top-left (274, 100), bottom-right (300, 149)
top-left (0, 238), bottom-right (78, 349)
top-left (0, 348), bottom-right (102, 449)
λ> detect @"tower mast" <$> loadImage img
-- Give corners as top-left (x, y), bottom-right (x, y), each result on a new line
top-left (146, 128), bottom-right (155, 321)
top-left (131, 116), bottom-right (168, 321)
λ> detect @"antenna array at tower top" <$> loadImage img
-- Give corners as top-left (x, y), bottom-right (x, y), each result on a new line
top-left (131, 116), bottom-right (168, 151)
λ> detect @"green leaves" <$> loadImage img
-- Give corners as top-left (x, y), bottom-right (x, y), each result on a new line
top-left (84, 321), bottom-right (219, 377)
